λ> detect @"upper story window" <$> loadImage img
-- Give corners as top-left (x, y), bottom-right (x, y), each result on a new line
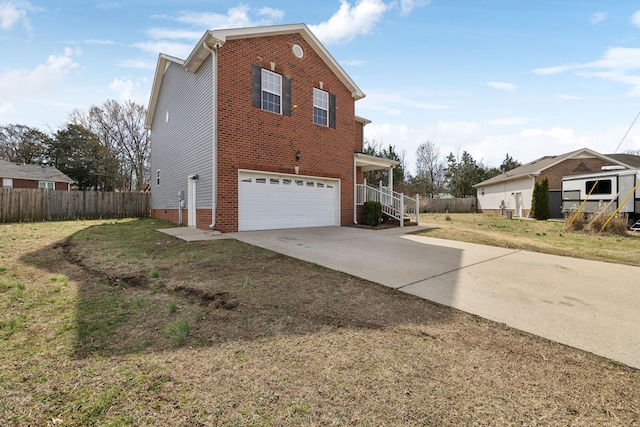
top-left (252, 64), bottom-right (292, 116)
top-left (261, 69), bottom-right (282, 114)
top-left (313, 88), bottom-right (329, 126)
top-left (39, 181), bottom-right (54, 190)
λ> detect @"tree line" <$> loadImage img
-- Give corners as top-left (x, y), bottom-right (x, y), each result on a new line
top-left (364, 138), bottom-right (521, 198)
top-left (0, 100), bottom-right (149, 191)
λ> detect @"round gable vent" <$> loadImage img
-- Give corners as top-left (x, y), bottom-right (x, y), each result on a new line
top-left (292, 43), bottom-right (304, 59)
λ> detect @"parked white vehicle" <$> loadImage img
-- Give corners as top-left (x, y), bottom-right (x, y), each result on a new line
top-left (561, 167), bottom-right (640, 230)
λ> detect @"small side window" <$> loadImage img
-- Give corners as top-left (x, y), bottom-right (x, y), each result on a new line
top-left (156, 170), bottom-right (160, 186)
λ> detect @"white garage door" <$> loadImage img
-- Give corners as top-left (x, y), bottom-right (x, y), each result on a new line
top-left (238, 171), bottom-right (340, 231)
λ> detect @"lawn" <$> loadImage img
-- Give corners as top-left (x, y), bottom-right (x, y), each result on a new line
top-left (418, 212), bottom-right (640, 266)
top-left (1, 218), bottom-right (639, 426)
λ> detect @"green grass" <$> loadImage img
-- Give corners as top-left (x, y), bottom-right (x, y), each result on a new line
top-left (418, 213), bottom-right (640, 266)
top-left (2, 217), bottom-right (640, 426)
top-left (166, 318), bottom-right (190, 347)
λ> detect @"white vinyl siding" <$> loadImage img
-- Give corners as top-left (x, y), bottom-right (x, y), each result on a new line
top-left (150, 59), bottom-right (213, 210)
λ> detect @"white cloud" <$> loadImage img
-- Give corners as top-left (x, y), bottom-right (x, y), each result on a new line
top-left (534, 47), bottom-right (640, 96)
top-left (585, 47), bottom-right (640, 71)
top-left (486, 81), bottom-right (518, 93)
top-left (0, 47), bottom-right (79, 97)
top-left (0, 0), bottom-right (40, 31)
top-left (0, 102), bottom-right (16, 115)
top-left (631, 10), bottom-right (640, 27)
top-left (174, 4), bottom-right (283, 29)
top-left (532, 64), bottom-right (578, 75)
top-left (309, 0), bottom-right (389, 45)
top-left (359, 89), bottom-right (448, 117)
top-left (520, 126), bottom-right (575, 141)
top-left (399, 0), bottom-right (430, 16)
top-left (84, 39), bottom-right (116, 45)
top-left (259, 7), bottom-right (285, 21)
top-left (109, 77), bottom-right (149, 104)
top-left (590, 12), bottom-right (606, 25)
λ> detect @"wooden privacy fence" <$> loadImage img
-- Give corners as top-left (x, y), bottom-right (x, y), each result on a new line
top-left (420, 197), bottom-right (477, 213)
top-left (0, 189), bottom-right (150, 223)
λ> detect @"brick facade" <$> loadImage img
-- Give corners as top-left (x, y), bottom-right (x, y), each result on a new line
top-left (4, 178), bottom-right (69, 190)
top-left (534, 158), bottom-right (618, 190)
top-left (213, 33), bottom-right (359, 232)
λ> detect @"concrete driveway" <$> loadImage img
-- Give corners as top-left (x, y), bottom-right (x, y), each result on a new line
top-left (229, 226), bottom-right (640, 370)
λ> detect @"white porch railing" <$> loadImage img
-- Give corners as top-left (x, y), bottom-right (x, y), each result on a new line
top-left (356, 183), bottom-right (419, 227)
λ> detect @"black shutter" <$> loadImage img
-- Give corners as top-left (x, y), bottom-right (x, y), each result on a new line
top-left (283, 76), bottom-right (292, 116)
top-left (329, 93), bottom-right (336, 129)
top-left (251, 64), bottom-right (262, 108)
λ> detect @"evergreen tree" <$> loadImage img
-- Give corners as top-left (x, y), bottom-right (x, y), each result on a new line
top-left (531, 177), bottom-right (550, 220)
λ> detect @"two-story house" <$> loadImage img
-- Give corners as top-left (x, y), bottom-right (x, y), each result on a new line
top-left (146, 23), bottom-right (398, 232)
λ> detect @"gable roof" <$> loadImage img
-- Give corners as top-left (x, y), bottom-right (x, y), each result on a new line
top-left (146, 23), bottom-right (364, 129)
top-left (606, 153), bottom-right (640, 168)
top-left (473, 147), bottom-right (633, 188)
top-left (0, 159), bottom-right (73, 183)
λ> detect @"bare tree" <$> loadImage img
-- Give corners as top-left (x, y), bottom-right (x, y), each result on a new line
top-left (415, 140), bottom-right (444, 197)
top-left (69, 100), bottom-right (150, 191)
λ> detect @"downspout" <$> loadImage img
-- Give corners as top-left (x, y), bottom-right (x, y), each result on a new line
top-left (202, 40), bottom-right (221, 229)
top-left (353, 156), bottom-right (358, 224)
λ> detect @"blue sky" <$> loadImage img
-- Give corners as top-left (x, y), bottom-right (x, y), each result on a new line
top-left (2, 0), bottom-right (640, 173)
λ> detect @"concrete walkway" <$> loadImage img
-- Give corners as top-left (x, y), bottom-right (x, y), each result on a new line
top-left (158, 225), bottom-right (640, 369)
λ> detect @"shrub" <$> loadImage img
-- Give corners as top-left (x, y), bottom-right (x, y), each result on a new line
top-left (531, 177), bottom-right (550, 220)
top-left (564, 211), bottom-right (584, 232)
top-left (586, 212), bottom-right (628, 236)
top-left (363, 201), bottom-right (382, 226)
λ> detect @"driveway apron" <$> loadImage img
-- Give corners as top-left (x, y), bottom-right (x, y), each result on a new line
top-left (231, 226), bottom-right (640, 369)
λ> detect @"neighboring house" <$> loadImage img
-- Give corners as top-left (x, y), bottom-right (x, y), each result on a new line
top-left (146, 24), bottom-right (398, 232)
top-left (0, 159), bottom-right (73, 191)
top-left (473, 148), bottom-right (637, 218)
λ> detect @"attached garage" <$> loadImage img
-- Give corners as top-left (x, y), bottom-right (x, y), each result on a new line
top-left (238, 171), bottom-right (340, 231)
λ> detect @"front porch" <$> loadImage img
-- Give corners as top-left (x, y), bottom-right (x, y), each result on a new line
top-left (353, 153), bottom-right (419, 227)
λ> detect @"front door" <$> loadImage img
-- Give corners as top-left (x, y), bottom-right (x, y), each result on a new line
top-left (515, 192), bottom-right (523, 217)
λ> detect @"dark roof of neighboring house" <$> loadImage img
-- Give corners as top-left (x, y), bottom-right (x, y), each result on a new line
top-left (0, 159), bottom-right (73, 183)
top-left (473, 147), bottom-right (633, 188)
top-left (605, 153), bottom-right (640, 168)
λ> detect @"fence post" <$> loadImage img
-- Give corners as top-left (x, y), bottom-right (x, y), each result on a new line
top-left (400, 193), bottom-right (404, 228)
top-left (415, 194), bottom-right (420, 225)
